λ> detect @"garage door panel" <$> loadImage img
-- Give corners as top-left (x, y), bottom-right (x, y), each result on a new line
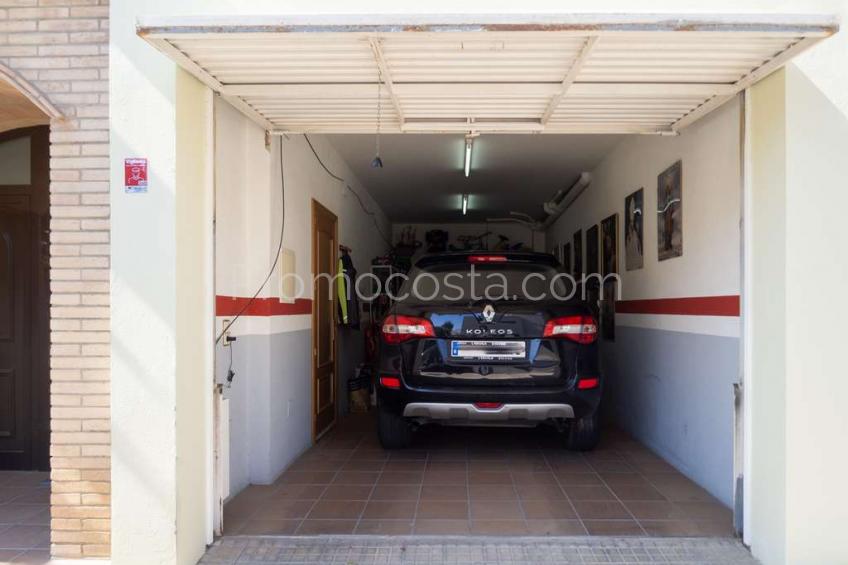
top-left (143, 16), bottom-right (834, 134)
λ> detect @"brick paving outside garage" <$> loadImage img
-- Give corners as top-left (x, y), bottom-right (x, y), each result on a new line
top-left (223, 414), bottom-right (734, 538)
top-left (0, 472), bottom-right (51, 564)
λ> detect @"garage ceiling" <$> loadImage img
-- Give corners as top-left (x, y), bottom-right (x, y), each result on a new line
top-left (324, 133), bottom-right (620, 222)
top-left (139, 14), bottom-right (835, 136)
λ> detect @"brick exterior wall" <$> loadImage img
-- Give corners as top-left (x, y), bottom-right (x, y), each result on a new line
top-left (0, 0), bottom-right (110, 559)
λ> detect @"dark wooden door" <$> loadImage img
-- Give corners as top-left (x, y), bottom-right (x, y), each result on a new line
top-left (0, 126), bottom-right (49, 470)
top-left (311, 200), bottom-right (337, 439)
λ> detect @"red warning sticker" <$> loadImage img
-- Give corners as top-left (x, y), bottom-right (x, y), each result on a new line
top-left (124, 158), bottom-right (148, 193)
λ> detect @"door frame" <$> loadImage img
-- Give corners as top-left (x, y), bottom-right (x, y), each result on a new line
top-left (0, 125), bottom-right (50, 471)
top-left (310, 198), bottom-right (338, 441)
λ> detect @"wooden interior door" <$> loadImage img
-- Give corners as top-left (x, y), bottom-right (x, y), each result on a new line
top-left (311, 200), bottom-right (338, 439)
top-left (0, 126), bottom-right (50, 470)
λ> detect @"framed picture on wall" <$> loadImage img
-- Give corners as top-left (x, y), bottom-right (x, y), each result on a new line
top-left (562, 242), bottom-right (572, 274)
top-left (572, 230), bottom-right (583, 277)
top-left (601, 213), bottom-right (618, 277)
top-left (586, 224), bottom-right (599, 276)
top-left (657, 160), bottom-right (683, 261)
top-left (625, 188), bottom-right (644, 270)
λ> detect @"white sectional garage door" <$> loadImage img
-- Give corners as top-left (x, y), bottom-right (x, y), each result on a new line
top-left (138, 15), bottom-right (834, 134)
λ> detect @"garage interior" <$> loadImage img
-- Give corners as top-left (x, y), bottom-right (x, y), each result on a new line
top-left (138, 16), bottom-right (831, 540)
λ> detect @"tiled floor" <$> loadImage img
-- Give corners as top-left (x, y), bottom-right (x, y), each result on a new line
top-left (0, 471), bottom-right (51, 564)
top-left (224, 414), bottom-right (734, 538)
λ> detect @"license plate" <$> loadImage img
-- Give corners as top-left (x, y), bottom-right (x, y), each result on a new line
top-left (450, 340), bottom-right (526, 361)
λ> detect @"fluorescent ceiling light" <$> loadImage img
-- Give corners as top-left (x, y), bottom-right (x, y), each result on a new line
top-left (464, 138), bottom-right (473, 178)
top-left (462, 194), bottom-right (468, 216)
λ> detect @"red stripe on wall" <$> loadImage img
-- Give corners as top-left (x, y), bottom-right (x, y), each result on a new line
top-left (616, 295), bottom-right (740, 317)
top-left (215, 296), bottom-right (312, 316)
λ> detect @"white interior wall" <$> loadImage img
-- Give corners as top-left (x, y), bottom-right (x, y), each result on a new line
top-left (214, 103), bottom-right (390, 495)
top-left (545, 98), bottom-right (742, 506)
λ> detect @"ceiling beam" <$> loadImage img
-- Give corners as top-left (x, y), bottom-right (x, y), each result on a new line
top-left (367, 37), bottom-right (405, 125)
top-left (672, 35), bottom-right (821, 131)
top-left (541, 36), bottom-right (598, 125)
top-left (226, 82), bottom-right (736, 99)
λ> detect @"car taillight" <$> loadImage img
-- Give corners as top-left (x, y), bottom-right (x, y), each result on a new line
top-left (379, 376), bottom-right (401, 389)
top-left (577, 377), bottom-right (600, 390)
top-left (543, 315), bottom-right (598, 344)
top-left (381, 315), bottom-right (435, 344)
top-left (468, 255), bottom-right (508, 263)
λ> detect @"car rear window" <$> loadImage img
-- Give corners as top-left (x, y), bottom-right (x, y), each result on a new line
top-left (396, 262), bottom-right (574, 304)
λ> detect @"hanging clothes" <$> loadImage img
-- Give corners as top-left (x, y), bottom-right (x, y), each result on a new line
top-left (337, 249), bottom-right (360, 327)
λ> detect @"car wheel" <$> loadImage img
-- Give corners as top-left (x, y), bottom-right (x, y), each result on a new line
top-left (377, 405), bottom-right (412, 449)
top-left (566, 410), bottom-right (600, 451)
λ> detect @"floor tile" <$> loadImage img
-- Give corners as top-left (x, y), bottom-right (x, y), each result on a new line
top-left (271, 484), bottom-right (326, 500)
top-left (571, 500), bottom-right (632, 520)
top-left (251, 499), bottom-right (315, 520)
top-left (468, 484), bottom-right (517, 500)
top-left (515, 483), bottom-right (566, 500)
top-left (341, 460), bottom-right (384, 472)
top-left (520, 498), bottom-right (577, 519)
top-left (362, 500), bottom-right (417, 520)
top-left (563, 485), bottom-right (616, 501)
top-left (422, 471), bottom-right (467, 485)
top-left (416, 500), bottom-right (468, 520)
top-left (419, 485), bottom-right (467, 500)
top-left (277, 471), bottom-right (335, 485)
top-left (331, 471), bottom-right (379, 485)
top-left (624, 501), bottom-right (681, 520)
top-left (377, 471), bottom-right (423, 485)
top-left (306, 499), bottom-right (365, 520)
top-left (555, 472), bottom-right (604, 486)
top-left (319, 485), bottom-right (374, 500)
top-left (470, 500), bottom-right (523, 520)
top-left (238, 519), bottom-right (300, 535)
top-left (370, 484), bottom-right (421, 500)
top-left (608, 483), bottom-right (667, 501)
top-left (468, 471), bottom-right (512, 485)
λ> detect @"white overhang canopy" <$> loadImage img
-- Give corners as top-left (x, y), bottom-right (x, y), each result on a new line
top-left (138, 14), bottom-right (836, 135)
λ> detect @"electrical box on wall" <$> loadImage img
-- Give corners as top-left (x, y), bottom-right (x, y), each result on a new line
top-left (278, 248), bottom-right (297, 303)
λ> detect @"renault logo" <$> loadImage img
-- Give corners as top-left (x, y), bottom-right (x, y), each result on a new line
top-left (482, 304), bottom-right (496, 323)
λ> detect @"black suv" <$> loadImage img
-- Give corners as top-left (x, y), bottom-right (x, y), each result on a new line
top-left (376, 252), bottom-right (601, 451)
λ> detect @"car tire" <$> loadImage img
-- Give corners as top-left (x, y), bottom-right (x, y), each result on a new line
top-left (377, 405), bottom-right (412, 449)
top-left (566, 410), bottom-right (600, 451)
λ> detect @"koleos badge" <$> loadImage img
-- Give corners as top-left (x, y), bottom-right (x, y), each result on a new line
top-left (482, 304), bottom-right (496, 323)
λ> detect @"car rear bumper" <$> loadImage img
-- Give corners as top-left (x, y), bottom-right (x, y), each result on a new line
top-left (378, 381), bottom-right (600, 424)
top-left (403, 402), bottom-right (574, 422)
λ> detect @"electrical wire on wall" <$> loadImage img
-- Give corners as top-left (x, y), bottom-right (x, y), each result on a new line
top-left (215, 139), bottom-right (287, 345)
top-left (302, 133), bottom-right (392, 247)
